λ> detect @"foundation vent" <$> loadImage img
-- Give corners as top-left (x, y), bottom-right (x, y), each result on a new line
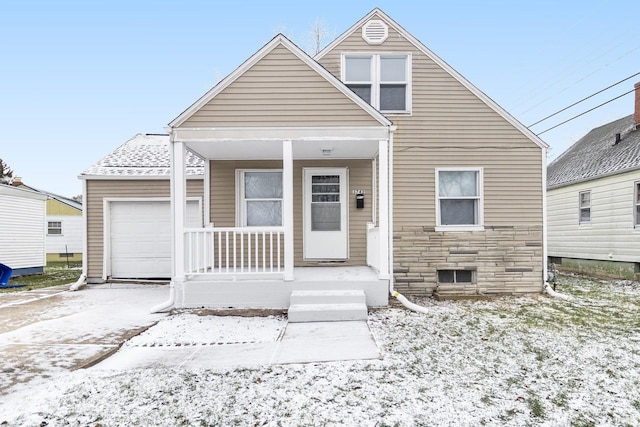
top-left (362, 20), bottom-right (388, 45)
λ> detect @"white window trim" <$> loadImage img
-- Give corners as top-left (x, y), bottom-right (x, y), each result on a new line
top-left (341, 52), bottom-right (412, 114)
top-left (47, 220), bottom-right (63, 236)
top-left (435, 167), bottom-right (484, 232)
top-left (236, 169), bottom-right (284, 227)
top-left (578, 190), bottom-right (591, 225)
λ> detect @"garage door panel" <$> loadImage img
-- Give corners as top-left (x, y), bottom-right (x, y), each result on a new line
top-left (110, 200), bottom-right (201, 279)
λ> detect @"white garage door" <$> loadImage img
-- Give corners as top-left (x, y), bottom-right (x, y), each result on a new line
top-left (110, 200), bottom-right (202, 279)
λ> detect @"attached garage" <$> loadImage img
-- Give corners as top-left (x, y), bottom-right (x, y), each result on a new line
top-left (108, 199), bottom-right (202, 279)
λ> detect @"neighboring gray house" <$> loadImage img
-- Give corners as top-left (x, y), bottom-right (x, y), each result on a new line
top-left (547, 83), bottom-right (640, 279)
top-left (0, 184), bottom-right (47, 276)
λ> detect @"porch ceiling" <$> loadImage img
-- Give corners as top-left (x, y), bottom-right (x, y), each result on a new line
top-left (172, 126), bottom-right (390, 160)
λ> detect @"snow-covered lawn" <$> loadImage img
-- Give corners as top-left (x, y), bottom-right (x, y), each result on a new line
top-left (4, 275), bottom-right (640, 426)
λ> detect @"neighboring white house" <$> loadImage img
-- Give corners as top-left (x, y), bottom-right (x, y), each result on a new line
top-left (11, 178), bottom-right (84, 263)
top-left (0, 184), bottom-right (47, 276)
top-left (547, 82), bottom-right (640, 280)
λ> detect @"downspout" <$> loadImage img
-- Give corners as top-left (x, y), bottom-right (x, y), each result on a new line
top-left (150, 283), bottom-right (176, 313)
top-left (385, 126), bottom-right (429, 313)
top-left (151, 128), bottom-right (180, 313)
top-left (70, 178), bottom-right (88, 291)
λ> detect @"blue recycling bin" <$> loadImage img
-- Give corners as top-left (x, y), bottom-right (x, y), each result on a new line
top-left (0, 263), bottom-right (12, 287)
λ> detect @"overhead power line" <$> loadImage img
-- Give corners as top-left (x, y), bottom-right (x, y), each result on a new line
top-left (536, 87), bottom-right (637, 136)
top-left (528, 71), bottom-right (640, 127)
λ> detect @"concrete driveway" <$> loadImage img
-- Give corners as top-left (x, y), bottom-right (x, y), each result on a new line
top-left (0, 283), bottom-right (167, 395)
top-left (0, 283), bottom-right (381, 400)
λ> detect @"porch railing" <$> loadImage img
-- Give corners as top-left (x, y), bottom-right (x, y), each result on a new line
top-left (185, 227), bottom-right (285, 276)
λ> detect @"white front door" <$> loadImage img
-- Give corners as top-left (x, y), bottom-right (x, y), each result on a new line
top-left (303, 168), bottom-right (348, 260)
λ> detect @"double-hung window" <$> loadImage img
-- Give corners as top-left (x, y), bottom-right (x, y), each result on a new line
top-left (238, 170), bottom-right (283, 227)
top-left (634, 182), bottom-right (640, 227)
top-left (579, 190), bottom-right (591, 225)
top-left (436, 168), bottom-right (483, 230)
top-left (47, 221), bottom-right (62, 235)
top-left (343, 53), bottom-right (410, 113)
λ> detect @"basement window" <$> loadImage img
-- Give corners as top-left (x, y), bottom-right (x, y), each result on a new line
top-left (438, 269), bottom-right (474, 284)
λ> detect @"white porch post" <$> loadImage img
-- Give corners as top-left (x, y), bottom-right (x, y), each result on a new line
top-left (378, 139), bottom-right (390, 280)
top-left (171, 140), bottom-right (187, 283)
top-left (283, 139), bottom-right (294, 281)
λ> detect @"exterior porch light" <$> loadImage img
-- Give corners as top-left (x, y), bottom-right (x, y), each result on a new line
top-left (321, 147), bottom-right (333, 156)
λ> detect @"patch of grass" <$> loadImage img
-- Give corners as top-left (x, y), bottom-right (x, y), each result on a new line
top-left (1, 261), bottom-right (82, 293)
top-left (527, 394), bottom-right (545, 418)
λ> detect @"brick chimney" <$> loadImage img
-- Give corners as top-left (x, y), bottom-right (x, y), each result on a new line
top-left (635, 82), bottom-right (640, 129)
top-left (10, 176), bottom-right (22, 186)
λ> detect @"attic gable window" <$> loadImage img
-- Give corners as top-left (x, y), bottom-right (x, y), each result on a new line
top-left (343, 53), bottom-right (411, 113)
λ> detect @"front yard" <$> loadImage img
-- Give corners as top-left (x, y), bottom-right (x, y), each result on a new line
top-left (0, 262), bottom-right (81, 292)
top-left (4, 274), bottom-right (640, 426)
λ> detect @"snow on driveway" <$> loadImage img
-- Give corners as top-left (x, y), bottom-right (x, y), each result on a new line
top-left (0, 283), bottom-right (167, 394)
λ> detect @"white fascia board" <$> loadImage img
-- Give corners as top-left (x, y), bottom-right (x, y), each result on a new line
top-left (0, 184), bottom-right (48, 200)
top-left (172, 125), bottom-right (391, 142)
top-left (316, 8), bottom-right (549, 150)
top-left (168, 34), bottom-right (391, 129)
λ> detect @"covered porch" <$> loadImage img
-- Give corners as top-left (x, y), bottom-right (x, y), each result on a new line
top-left (169, 126), bottom-right (393, 309)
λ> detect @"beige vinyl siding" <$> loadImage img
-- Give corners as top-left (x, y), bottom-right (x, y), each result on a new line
top-left (85, 179), bottom-right (204, 279)
top-left (181, 45), bottom-right (381, 128)
top-left (318, 18), bottom-right (543, 229)
top-left (210, 159), bottom-right (373, 265)
top-left (548, 170), bottom-right (640, 263)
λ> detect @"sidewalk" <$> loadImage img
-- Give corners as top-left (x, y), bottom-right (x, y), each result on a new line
top-left (94, 320), bottom-right (380, 370)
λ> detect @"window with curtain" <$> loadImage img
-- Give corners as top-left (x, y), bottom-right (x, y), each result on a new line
top-left (437, 169), bottom-right (482, 226)
top-left (240, 171), bottom-right (283, 227)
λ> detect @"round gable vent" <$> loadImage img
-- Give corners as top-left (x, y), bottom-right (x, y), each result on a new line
top-left (362, 19), bottom-right (388, 45)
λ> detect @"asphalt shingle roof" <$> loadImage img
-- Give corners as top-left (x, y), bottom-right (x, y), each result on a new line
top-left (81, 134), bottom-right (204, 177)
top-left (547, 114), bottom-right (640, 188)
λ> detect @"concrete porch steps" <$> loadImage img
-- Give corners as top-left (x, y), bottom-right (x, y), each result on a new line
top-left (288, 290), bottom-right (368, 322)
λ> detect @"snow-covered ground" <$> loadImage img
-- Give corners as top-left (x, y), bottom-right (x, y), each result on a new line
top-left (3, 275), bottom-right (640, 426)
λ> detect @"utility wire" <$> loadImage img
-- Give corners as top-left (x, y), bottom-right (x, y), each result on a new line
top-left (536, 87), bottom-right (637, 136)
top-left (528, 71), bottom-right (640, 127)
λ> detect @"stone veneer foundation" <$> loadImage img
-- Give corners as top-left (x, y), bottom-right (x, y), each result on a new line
top-left (393, 225), bottom-right (544, 297)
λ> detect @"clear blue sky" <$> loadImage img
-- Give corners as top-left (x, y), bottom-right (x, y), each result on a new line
top-left (1, 0), bottom-right (638, 197)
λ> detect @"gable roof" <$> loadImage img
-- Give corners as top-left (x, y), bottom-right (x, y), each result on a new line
top-left (9, 179), bottom-right (82, 210)
top-left (80, 134), bottom-right (204, 178)
top-left (316, 8), bottom-right (548, 150)
top-left (547, 114), bottom-right (640, 189)
top-left (168, 34), bottom-right (392, 129)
